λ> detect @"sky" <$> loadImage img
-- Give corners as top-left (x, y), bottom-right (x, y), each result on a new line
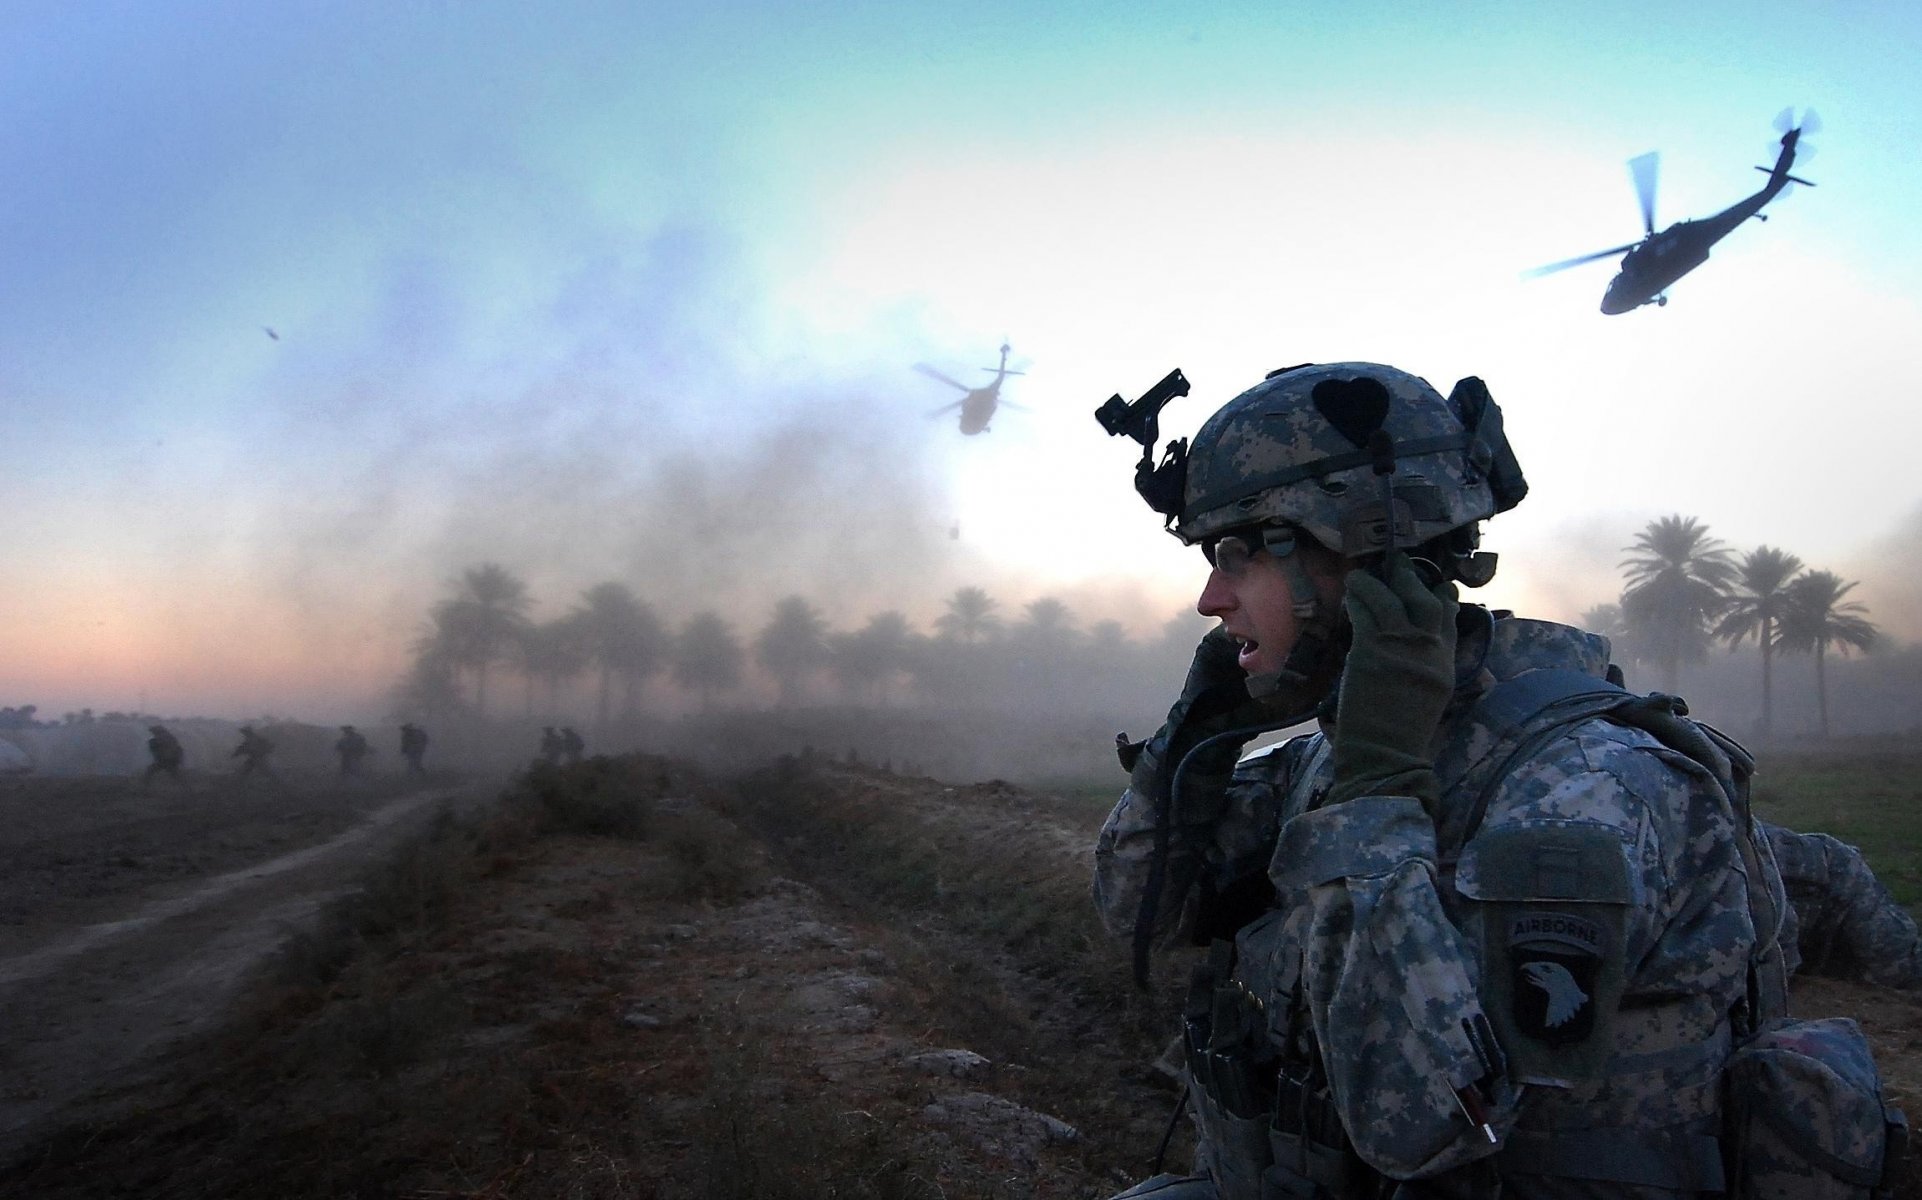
top-left (5, 0), bottom-right (1922, 720)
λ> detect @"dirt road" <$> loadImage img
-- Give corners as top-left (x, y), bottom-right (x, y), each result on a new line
top-left (0, 772), bottom-right (497, 1157)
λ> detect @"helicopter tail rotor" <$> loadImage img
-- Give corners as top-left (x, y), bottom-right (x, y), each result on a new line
top-left (983, 339), bottom-right (1026, 377)
top-left (1628, 151), bottom-right (1660, 237)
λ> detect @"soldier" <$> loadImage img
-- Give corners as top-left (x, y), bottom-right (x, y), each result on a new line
top-left (399, 722), bottom-right (429, 774)
top-left (142, 724), bottom-right (184, 788)
top-left (1766, 821), bottom-right (1922, 990)
top-left (334, 724), bottom-right (370, 777)
top-left (538, 726), bottom-right (563, 765)
top-left (231, 725), bottom-right (277, 781)
top-left (1090, 363), bottom-right (1883, 1197)
top-left (559, 726), bottom-right (584, 766)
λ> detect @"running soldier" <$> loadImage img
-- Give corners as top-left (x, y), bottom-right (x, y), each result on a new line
top-left (399, 722), bottom-right (429, 773)
top-left (334, 725), bottom-right (370, 777)
top-left (142, 724), bottom-right (184, 788)
top-left (231, 725), bottom-right (278, 782)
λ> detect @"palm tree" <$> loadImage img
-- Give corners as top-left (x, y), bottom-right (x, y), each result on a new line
top-left (573, 583), bottom-right (667, 728)
top-left (392, 639), bottom-right (464, 718)
top-left (521, 616), bottom-right (590, 717)
top-left (1714, 546), bottom-right (1804, 739)
top-left (1777, 570), bottom-right (1877, 739)
top-left (429, 564), bottom-right (532, 717)
top-left (755, 596), bottom-right (831, 707)
top-left (1620, 515), bottom-right (1737, 692)
top-left (934, 586), bottom-right (1001, 643)
top-left (831, 611), bottom-right (913, 702)
top-left (1016, 597), bottom-right (1077, 643)
top-left (673, 611), bottom-right (745, 710)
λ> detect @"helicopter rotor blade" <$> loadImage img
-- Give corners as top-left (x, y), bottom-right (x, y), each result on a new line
top-left (1774, 106), bottom-right (1823, 139)
top-left (914, 363), bottom-right (970, 391)
top-left (927, 401), bottom-right (963, 417)
top-left (1522, 242), bottom-right (1641, 279)
top-left (1628, 151), bottom-right (1660, 237)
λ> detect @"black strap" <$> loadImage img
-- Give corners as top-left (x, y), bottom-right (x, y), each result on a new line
top-left (1184, 432), bottom-right (1471, 518)
top-left (1500, 1128), bottom-right (1726, 1192)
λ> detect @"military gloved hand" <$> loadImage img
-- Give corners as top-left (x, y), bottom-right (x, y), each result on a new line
top-left (1129, 627), bottom-right (1279, 826)
top-left (1326, 551), bottom-right (1460, 810)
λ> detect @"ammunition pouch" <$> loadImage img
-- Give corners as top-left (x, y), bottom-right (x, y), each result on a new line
top-left (1183, 945), bottom-right (1381, 1200)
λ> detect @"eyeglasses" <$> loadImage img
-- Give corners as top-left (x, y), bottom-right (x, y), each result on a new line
top-left (1200, 527), bottom-right (1297, 576)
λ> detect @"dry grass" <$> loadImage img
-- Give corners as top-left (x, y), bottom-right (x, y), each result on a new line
top-left (1, 754), bottom-right (1182, 1199)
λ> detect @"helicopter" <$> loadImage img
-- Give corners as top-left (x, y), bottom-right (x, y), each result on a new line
top-left (1528, 108), bottom-right (1819, 313)
top-left (915, 341), bottom-right (1026, 435)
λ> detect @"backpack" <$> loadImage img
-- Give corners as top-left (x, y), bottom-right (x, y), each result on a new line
top-left (1454, 668), bottom-right (1907, 1198)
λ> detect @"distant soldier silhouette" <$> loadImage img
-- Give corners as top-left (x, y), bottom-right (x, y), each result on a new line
top-left (539, 726), bottom-right (564, 765)
top-left (559, 726), bottom-right (584, 766)
top-left (399, 723), bottom-right (429, 774)
top-left (231, 726), bottom-right (278, 781)
top-left (334, 725), bottom-right (370, 777)
top-left (143, 724), bottom-right (184, 788)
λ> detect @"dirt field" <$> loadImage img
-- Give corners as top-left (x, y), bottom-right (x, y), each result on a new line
top-left (1, 759), bottom-right (1919, 1197)
top-left (0, 769), bottom-right (503, 1161)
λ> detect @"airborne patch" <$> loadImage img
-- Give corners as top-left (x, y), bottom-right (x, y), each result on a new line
top-left (1509, 911), bottom-right (1602, 1044)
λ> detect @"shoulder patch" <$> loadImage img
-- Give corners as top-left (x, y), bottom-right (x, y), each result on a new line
top-left (1457, 821), bottom-right (1631, 1084)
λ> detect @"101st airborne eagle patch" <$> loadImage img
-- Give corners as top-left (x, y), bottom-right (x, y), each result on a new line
top-left (1509, 911), bottom-right (1602, 1044)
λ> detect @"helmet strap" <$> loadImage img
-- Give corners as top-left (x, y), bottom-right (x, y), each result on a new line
top-left (1244, 538), bottom-right (1342, 701)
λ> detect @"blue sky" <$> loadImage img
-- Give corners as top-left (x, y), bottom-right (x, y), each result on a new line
top-left (5, 1), bottom-right (1921, 717)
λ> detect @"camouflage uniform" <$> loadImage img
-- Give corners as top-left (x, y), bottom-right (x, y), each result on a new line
top-left (1766, 823), bottom-right (1922, 990)
top-left (1090, 360), bottom-right (1901, 1196)
top-left (1095, 612), bottom-right (1775, 1196)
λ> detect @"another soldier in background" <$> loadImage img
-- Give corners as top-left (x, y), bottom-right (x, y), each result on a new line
top-left (1767, 822), bottom-right (1922, 990)
top-left (538, 726), bottom-right (564, 765)
top-left (142, 724), bottom-right (184, 788)
top-left (559, 726), bottom-right (584, 766)
top-left (399, 722), bottom-right (429, 774)
top-left (231, 726), bottom-right (278, 782)
top-left (335, 725), bottom-right (370, 777)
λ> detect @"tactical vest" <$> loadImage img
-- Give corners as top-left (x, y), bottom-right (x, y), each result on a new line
top-left (1181, 668), bottom-right (1906, 1198)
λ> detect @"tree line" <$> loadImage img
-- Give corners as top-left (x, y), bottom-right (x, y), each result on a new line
top-left (1582, 515), bottom-right (1878, 738)
top-left (404, 518), bottom-right (1883, 740)
top-left (395, 565), bottom-right (1203, 728)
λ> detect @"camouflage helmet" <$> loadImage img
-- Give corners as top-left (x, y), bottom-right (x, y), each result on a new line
top-left (1176, 362), bottom-right (1527, 579)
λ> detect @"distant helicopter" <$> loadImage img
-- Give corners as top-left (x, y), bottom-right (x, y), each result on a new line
top-left (915, 341), bottom-right (1026, 435)
top-left (1528, 108), bottom-right (1819, 313)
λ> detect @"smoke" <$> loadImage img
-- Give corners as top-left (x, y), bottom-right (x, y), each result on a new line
top-left (1843, 500), bottom-right (1922, 648)
top-left (178, 222), bottom-right (967, 714)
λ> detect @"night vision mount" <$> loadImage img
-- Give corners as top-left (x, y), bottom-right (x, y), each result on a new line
top-left (1094, 368), bottom-right (1191, 525)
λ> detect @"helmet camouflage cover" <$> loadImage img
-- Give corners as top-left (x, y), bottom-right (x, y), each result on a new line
top-left (1176, 362), bottom-right (1526, 569)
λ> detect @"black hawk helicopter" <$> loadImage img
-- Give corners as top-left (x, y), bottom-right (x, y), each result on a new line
top-left (1528, 108), bottom-right (1818, 313)
top-left (915, 341), bottom-right (1026, 435)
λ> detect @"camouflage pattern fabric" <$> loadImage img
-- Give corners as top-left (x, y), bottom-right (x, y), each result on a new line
top-left (1726, 1016), bottom-right (1900, 1197)
top-left (1177, 363), bottom-right (1504, 554)
top-left (1094, 613), bottom-right (1765, 1193)
top-left (1766, 823), bottom-right (1922, 990)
